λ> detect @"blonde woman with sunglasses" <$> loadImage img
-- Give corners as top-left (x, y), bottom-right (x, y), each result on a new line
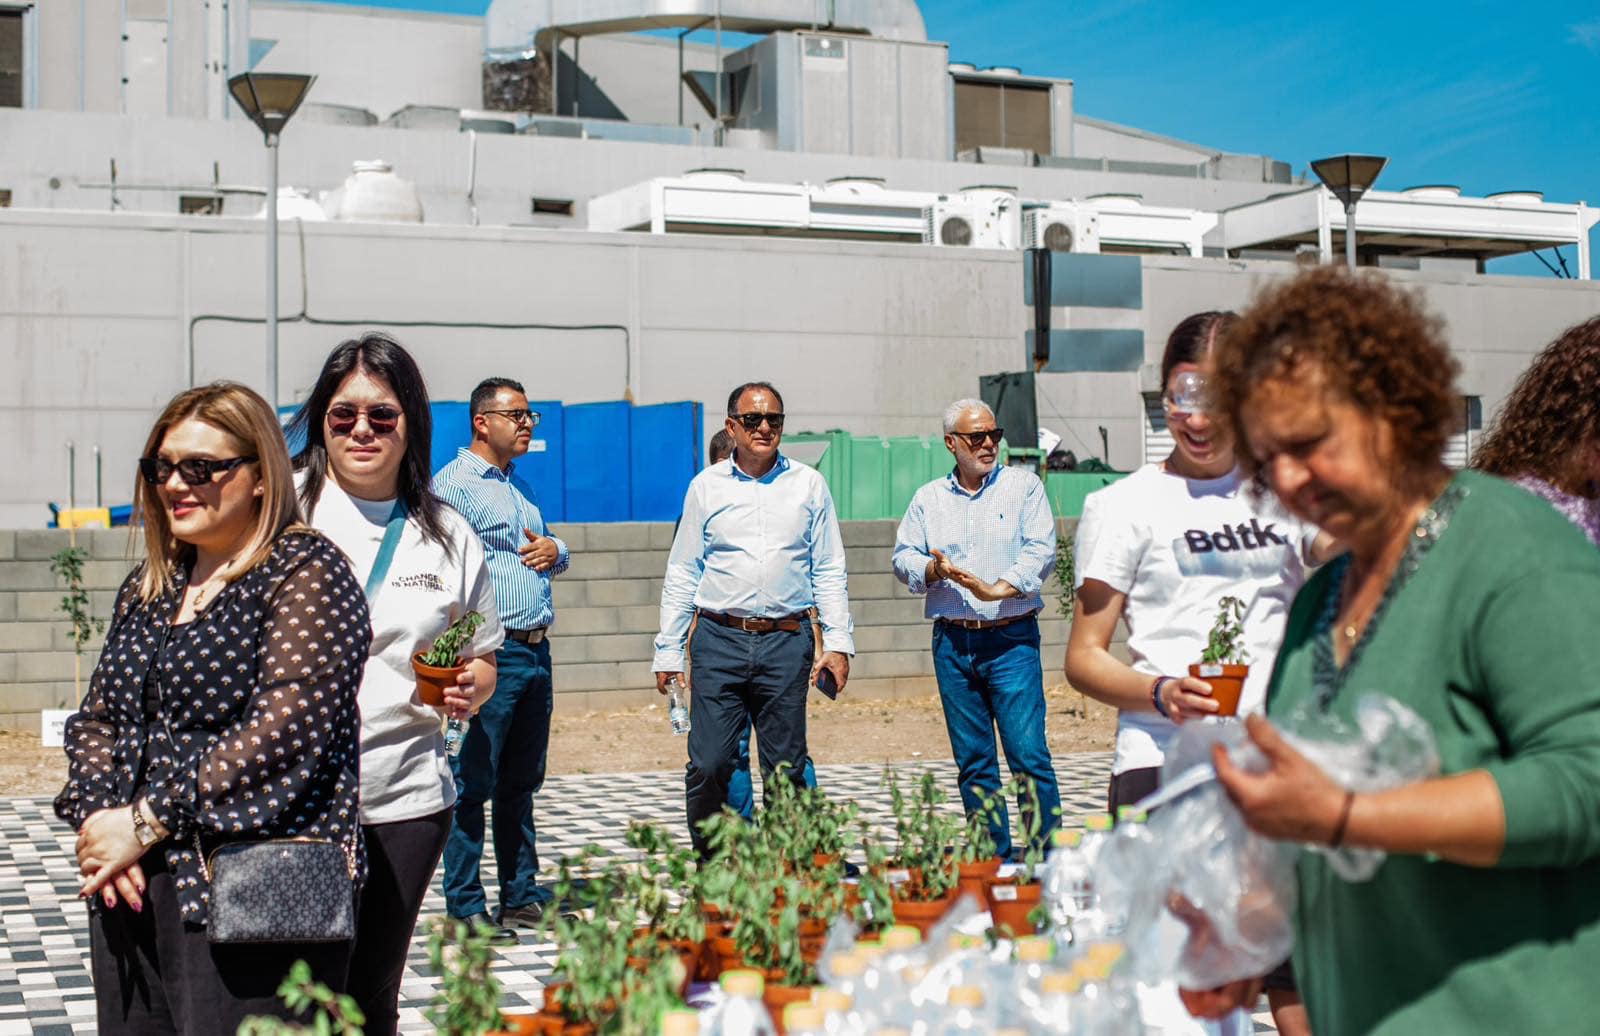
top-left (56, 381), bottom-right (369, 1033)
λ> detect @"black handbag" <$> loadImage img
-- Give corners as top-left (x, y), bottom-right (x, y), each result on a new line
top-left (151, 623), bottom-right (358, 945)
top-left (201, 834), bottom-right (357, 945)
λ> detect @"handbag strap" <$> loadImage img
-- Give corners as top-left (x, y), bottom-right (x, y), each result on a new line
top-left (363, 500), bottom-right (408, 602)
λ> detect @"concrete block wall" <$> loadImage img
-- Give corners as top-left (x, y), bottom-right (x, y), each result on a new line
top-left (0, 520), bottom-right (1082, 729)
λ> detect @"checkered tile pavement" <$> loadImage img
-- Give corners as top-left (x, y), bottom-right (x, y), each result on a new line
top-left (0, 755), bottom-right (1276, 1033)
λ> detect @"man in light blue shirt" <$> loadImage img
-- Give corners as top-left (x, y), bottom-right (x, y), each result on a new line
top-left (654, 381), bottom-right (854, 856)
top-left (433, 377), bottom-right (570, 934)
top-left (892, 398), bottom-right (1060, 857)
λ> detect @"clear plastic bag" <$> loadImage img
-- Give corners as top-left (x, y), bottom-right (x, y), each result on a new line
top-left (1281, 693), bottom-right (1441, 881)
top-left (1151, 719), bottom-right (1297, 990)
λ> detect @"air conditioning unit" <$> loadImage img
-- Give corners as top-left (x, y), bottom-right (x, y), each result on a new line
top-left (922, 190), bottom-right (1019, 248)
top-left (1024, 204), bottom-right (1101, 253)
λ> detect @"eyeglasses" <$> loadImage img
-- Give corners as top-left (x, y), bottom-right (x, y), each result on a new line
top-left (1164, 371), bottom-right (1211, 416)
top-left (326, 404), bottom-right (402, 436)
top-left (481, 408), bottom-right (541, 428)
top-left (139, 456), bottom-right (257, 486)
top-left (951, 428), bottom-right (1005, 448)
top-left (733, 412), bottom-right (785, 433)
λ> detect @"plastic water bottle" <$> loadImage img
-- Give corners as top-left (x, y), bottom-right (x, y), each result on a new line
top-left (668, 680), bottom-right (691, 735)
top-left (444, 716), bottom-right (468, 757)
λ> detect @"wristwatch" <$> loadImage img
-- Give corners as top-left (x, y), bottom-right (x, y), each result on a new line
top-left (131, 799), bottom-right (161, 848)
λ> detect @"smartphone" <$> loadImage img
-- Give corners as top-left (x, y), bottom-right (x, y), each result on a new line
top-left (815, 666), bottom-right (839, 700)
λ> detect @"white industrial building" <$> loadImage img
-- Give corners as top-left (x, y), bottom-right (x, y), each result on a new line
top-left (0, 0), bottom-right (1597, 531)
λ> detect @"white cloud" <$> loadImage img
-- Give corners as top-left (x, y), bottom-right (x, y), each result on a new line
top-left (1571, 19), bottom-right (1600, 52)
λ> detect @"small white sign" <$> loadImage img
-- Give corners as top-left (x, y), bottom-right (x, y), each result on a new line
top-left (1197, 663), bottom-right (1224, 678)
top-left (526, 440), bottom-right (548, 453)
top-left (991, 884), bottom-right (1019, 901)
top-left (41, 709), bottom-right (72, 748)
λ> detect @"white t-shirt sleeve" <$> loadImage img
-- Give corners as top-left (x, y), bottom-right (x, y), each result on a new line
top-left (1075, 486), bottom-right (1143, 596)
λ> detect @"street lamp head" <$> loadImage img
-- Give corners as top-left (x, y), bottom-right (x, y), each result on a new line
top-left (228, 72), bottom-right (316, 143)
top-left (1311, 153), bottom-right (1388, 210)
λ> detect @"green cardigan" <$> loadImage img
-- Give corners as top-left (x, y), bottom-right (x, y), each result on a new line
top-left (1266, 471), bottom-right (1600, 1036)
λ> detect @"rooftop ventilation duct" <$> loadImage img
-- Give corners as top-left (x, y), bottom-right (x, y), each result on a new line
top-left (487, 0), bottom-right (928, 50)
top-left (1403, 185), bottom-right (1462, 198)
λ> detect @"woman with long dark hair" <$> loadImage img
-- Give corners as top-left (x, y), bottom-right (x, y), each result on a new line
top-left (287, 333), bottom-right (503, 1034)
top-left (1471, 316), bottom-right (1600, 545)
top-left (59, 382), bottom-right (368, 1032)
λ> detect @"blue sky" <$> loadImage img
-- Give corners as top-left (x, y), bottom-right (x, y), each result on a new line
top-left (314, 0), bottom-right (1597, 275)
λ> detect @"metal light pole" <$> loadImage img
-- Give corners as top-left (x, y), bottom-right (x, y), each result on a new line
top-left (1311, 154), bottom-right (1388, 270)
top-left (227, 72), bottom-right (315, 407)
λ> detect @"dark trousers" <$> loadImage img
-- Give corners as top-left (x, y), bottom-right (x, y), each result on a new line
top-left (444, 637), bottom-right (553, 918)
top-left (348, 807), bottom-right (452, 1036)
top-left (931, 618), bottom-right (1061, 857)
top-left (1107, 765), bottom-right (1161, 816)
top-left (89, 849), bottom-right (352, 1035)
top-left (685, 617), bottom-right (813, 856)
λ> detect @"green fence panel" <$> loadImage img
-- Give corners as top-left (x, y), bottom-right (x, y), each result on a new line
top-left (849, 437), bottom-right (892, 521)
top-left (1045, 471), bottom-right (1128, 517)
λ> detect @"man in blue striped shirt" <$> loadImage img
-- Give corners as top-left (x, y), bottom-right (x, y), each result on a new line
top-left (433, 377), bottom-right (570, 934)
top-left (654, 381), bottom-right (854, 856)
top-left (892, 398), bottom-right (1061, 857)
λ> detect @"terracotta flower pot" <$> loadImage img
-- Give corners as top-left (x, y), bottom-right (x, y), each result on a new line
top-left (956, 857), bottom-right (1003, 903)
top-left (889, 889), bottom-right (957, 936)
top-left (489, 1014), bottom-right (541, 1036)
top-left (761, 975), bottom-right (816, 1035)
top-left (984, 878), bottom-right (1043, 937)
top-left (1188, 662), bottom-right (1249, 717)
top-left (412, 652), bottom-right (464, 706)
top-left (797, 918), bottom-right (828, 963)
top-left (708, 934), bottom-right (745, 977)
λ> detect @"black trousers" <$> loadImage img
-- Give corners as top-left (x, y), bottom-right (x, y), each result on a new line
top-left (347, 807), bottom-right (452, 1036)
top-left (1107, 765), bottom-right (1161, 816)
top-left (89, 849), bottom-right (352, 1035)
top-left (684, 617), bottom-right (813, 856)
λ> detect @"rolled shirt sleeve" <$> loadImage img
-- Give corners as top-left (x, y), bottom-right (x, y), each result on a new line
top-left (652, 482), bottom-right (707, 672)
top-left (892, 494), bottom-right (934, 596)
top-left (808, 481), bottom-right (855, 656)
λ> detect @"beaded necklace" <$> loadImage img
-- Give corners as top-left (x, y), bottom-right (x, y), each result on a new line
top-left (1310, 479), bottom-right (1469, 711)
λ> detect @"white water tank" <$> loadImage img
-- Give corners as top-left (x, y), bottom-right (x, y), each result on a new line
top-left (326, 161), bottom-right (424, 223)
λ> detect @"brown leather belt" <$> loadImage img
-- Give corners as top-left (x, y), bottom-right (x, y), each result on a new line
top-left (698, 610), bottom-right (808, 634)
top-left (936, 610), bottom-right (1039, 631)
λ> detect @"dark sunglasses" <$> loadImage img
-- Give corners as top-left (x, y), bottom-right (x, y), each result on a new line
top-left (952, 428), bottom-right (1004, 448)
top-left (481, 408), bottom-right (541, 428)
top-left (138, 455), bottom-right (257, 486)
top-left (733, 412), bottom-right (785, 433)
top-left (326, 404), bottom-right (402, 436)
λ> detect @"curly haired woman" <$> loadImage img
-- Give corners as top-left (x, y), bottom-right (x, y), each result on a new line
top-left (1472, 316), bottom-right (1600, 545)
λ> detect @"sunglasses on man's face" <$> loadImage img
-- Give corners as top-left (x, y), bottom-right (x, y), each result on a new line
top-left (733, 412), bottom-right (785, 433)
top-left (326, 404), bottom-right (402, 436)
top-left (952, 428), bottom-right (1004, 448)
top-left (481, 408), bottom-right (540, 428)
top-left (139, 456), bottom-right (257, 486)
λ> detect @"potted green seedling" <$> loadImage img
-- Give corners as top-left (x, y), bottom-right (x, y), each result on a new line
top-left (984, 779), bottom-right (1051, 938)
top-left (953, 784), bottom-right (1008, 903)
top-left (1190, 595), bottom-right (1249, 717)
top-left (412, 610), bottom-right (485, 706)
top-left (884, 771), bottom-right (962, 936)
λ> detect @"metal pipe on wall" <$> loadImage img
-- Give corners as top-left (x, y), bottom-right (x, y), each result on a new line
top-left (265, 132), bottom-right (280, 406)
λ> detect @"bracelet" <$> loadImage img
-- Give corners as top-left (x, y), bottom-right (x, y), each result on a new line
top-left (1329, 790), bottom-right (1356, 849)
top-left (1151, 676), bottom-right (1172, 718)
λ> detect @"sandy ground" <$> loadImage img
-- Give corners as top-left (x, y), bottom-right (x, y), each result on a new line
top-left (4, 685), bottom-right (1116, 796)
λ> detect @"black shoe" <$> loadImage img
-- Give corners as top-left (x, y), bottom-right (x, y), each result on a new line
top-left (842, 860), bottom-right (862, 879)
top-left (496, 902), bottom-right (547, 930)
top-left (458, 912), bottom-right (519, 946)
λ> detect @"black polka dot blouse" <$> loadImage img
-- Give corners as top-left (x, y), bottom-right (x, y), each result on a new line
top-left (54, 530), bottom-right (371, 926)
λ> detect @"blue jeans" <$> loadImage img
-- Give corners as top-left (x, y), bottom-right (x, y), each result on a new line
top-left (443, 638), bottom-right (552, 918)
top-left (726, 729), bottom-right (817, 819)
top-left (931, 617), bottom-right (1061, 858)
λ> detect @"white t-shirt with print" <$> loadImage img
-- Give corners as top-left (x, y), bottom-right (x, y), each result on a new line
top-left (306, 477), bottom-right (504, 824)
top-left (1073, 464), bottom-right (1318, 775)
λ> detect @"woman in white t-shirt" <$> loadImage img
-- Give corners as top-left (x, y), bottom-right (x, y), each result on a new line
top-left (1066, 311), bottom-right (1328, 1036)
top-left (286, 334), bottom-right (504, 1036)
